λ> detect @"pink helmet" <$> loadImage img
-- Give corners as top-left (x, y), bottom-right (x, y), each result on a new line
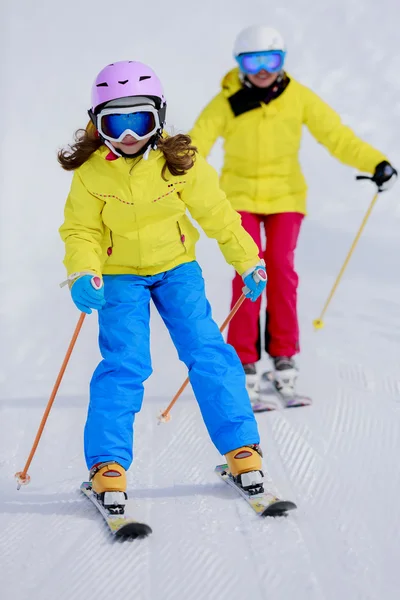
top-left (90, 61), bottom-right (166, 113)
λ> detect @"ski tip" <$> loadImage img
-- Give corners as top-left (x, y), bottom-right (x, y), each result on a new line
top-left (284, 398), bottom-right (313, 408)
top-left (262, 500), bottom-right (297, 517)
top-left (252, 405), bottom-right (278, 413)
top-left (115, 521), bottom-right (152, 539)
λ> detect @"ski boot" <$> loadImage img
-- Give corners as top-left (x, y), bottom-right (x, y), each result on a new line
top-left (89, 462), bottom-right (127, 515)
top-left (243, 363), bottom-right (260, 405)
top-left (273, 356), bottom-right (298, 398)
top-left (225, 445), bottom-right (264, 495)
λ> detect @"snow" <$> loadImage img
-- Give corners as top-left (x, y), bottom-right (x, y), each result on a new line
top-left (1, 0), bottom-right (400, 598)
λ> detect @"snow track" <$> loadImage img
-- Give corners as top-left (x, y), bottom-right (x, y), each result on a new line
top-left (2, 341), bottom-right (400, 600)
top-left (2, 223), bottom-right (400, 600)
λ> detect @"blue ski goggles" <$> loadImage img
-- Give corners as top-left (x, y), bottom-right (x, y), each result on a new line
top-left (236, 50), bottom-right (286, 75)
top-left (96, 106), bottom-right (160, 142)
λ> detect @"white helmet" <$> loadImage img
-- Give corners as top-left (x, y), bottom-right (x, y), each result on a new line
top-left (234, 25), bottom-right (286, 56)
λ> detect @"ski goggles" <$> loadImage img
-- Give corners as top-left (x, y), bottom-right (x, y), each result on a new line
top-left (96, 105), bottom-right (161, 142)
top-left (236, 50), bottom-right (286, 75)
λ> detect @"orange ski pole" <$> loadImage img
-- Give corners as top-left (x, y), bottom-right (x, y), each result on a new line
top-left (15, 313), bottom-right (86, 489)
top-left (158, 294), bottom-right (246, 423)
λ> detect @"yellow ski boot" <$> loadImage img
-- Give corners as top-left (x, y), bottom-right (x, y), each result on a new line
top-left (89, 462), bottom-right (127, 514)
top-left (225, 445), bottom-right (264, 495)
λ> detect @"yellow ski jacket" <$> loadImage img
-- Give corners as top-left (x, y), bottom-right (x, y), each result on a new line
top-left (59, 145), bottom-right (260, 278)
top-left (190, 68), bottom-right (388, 215)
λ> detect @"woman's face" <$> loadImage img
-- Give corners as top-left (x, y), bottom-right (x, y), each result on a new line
top-left (112, 134), bottom-right (151, 155)
top-left (247, 69), bottom-right (279, 88)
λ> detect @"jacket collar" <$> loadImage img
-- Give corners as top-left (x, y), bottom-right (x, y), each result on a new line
top-left (95, 143), bottom-right (163, 169)
top-left (105, 149), bottom-right (119, 161)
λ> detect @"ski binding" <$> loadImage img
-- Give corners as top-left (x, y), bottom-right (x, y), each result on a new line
top-left (81, 482), bottom-right (152, 538)
top-left (215, 464), bottom-right (297, 516)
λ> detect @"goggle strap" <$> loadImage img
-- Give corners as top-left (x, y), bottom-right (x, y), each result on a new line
top-left (88, 108), bottom-right (96, 126)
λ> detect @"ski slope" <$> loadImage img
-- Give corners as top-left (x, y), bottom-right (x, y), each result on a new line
top-left (1, 0), bottom-right (400, 599)
top-left (2, 278), bottom-right (400, 600)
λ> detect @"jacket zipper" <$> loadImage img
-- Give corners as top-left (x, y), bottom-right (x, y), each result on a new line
top-left (177, 221), bottom-right (187, 251)
top-left (107, 231), bottom-right (113, 256)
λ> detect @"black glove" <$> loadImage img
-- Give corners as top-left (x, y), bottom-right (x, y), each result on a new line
top-left (372, 161), bottom-right (397, 190)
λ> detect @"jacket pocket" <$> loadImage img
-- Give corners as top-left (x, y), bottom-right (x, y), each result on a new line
top-left (103, 231), bottom-right (141, 268)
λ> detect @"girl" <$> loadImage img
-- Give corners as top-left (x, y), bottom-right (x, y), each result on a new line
top-left (58, 60), bottom-right (268, 511)
top-left (190, 25), bottom-right (396, 406)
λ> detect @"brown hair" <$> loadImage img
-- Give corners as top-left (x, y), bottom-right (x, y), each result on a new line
top-left (157, 134), bottom-right (197, 180)
top-left (58, 122), bottom-right (102, 171)
top-left (58, 121), bottom-right (197, 178)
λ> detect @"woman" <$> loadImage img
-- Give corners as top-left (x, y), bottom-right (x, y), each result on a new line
top-left (58, 60), bottom-right (268, 510)
top-left (190, 25), bottom-right (396, 405)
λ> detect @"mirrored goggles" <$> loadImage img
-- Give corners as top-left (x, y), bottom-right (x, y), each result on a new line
top-left (96, 105), bottom-right (161, 142)
top-left (236, 50), bottom-right (286, 75)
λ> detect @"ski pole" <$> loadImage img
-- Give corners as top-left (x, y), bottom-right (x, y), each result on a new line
top-left (15, 313), bottom-right (86, 489)
top-left (158, 293), bottom-right (246, 423)
top-left (313, 184), bottom-right (381, 330)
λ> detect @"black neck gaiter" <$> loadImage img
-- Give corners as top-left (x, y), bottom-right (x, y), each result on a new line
top-left (228, 72), bottom-right (291, 117)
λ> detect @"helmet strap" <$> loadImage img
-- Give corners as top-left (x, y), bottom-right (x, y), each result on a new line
top-left (103, 131), bottom-right (162, 160)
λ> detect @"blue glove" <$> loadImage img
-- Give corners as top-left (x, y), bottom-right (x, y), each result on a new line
top-left (242, 261), bottom-right (267, 302)
top-left (71, 275), bottom-right (106, 314)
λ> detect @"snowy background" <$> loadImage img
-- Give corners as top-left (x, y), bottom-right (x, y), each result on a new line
top-left (1, 1), bottom-right (400, 599)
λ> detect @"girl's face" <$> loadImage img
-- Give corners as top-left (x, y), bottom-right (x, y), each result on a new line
top-left (112, 134), bottom-right (151, 155)
top-left (247, 69), bottom-right (279, 88)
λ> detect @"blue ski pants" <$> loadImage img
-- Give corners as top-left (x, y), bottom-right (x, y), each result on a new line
top-left (84, 261), bottom-right (260, 470)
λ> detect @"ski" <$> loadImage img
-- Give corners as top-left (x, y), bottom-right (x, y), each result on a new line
top-left (251, 396), bottom-right (280, 413)
top-left (80, 482), bottom-right (152, 538)
top-left (215, 464), bottom-right (297, 516)
top-left (261, 371), bottom-right (312, 408)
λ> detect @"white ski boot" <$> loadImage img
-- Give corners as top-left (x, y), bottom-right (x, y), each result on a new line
top-left (273, 356), bottom-right (298, 398)
top-left (244, 363), bottom-right (280, 412)
top-left (243, 363), bottom-right (260, 404)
